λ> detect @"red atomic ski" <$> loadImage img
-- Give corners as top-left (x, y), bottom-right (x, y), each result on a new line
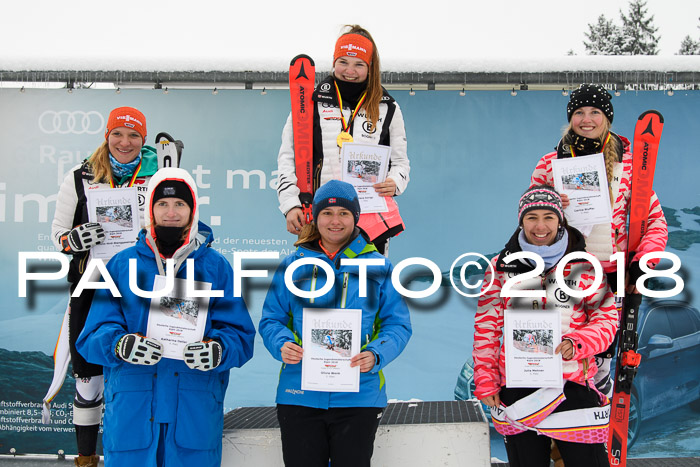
top-left (289, 54), bottom-right (315, 223)
top-left (607, 110), bottom-right (664, 466)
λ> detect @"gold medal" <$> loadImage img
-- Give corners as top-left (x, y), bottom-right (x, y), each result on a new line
top-left (337, 131), bottom-right (353, 148)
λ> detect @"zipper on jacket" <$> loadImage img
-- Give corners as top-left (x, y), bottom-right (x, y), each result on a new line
top-left (340, 272), bottom-right (349, 308)
top-left (310, 265), bottom-right (318, 304)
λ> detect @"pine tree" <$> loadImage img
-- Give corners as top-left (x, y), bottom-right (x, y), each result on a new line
top-left (678, 35), bottom-right (700, 55)
top-left (677, 17), bottom-right (700, 55)
top-left (620, 0), bottom-right (660, 55)
top-left (584, 14), bottom-right (625, 55)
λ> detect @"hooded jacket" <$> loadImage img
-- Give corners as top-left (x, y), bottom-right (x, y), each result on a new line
top-left (76, 168), bottom-right (255, 459)
top-left (473, 227), bottom-right (617, 400)
top-left (259, 229), bottom-right (411, 408)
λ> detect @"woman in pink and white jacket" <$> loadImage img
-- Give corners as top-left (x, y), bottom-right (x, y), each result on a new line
top-left (473, 185), bottom-right (617, 467)
top-left (530, 84), bottom-right (667, 396)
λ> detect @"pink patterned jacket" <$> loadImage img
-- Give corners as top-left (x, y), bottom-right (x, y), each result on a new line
top-left (472, 229), bottom-right (618, 400)
top-left (530, 135), bottom-right (667, 273)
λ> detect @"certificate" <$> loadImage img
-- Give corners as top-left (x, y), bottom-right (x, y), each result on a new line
top-left (87, 187), bottom-right (141, 260)
top-left (340, 143), bottom-right (391, 213)
top-left (551, 153), bottom-right (613, 228)
top-left (301, 308), bottom-right (361, 392)
top-left (146, 276), bottom-right (210, 360)
top-left (504, 308), bottom-right (563, 388)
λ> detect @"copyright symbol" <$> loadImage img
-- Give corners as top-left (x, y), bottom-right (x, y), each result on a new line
top-left (449, 252), bottom-right (495, 298)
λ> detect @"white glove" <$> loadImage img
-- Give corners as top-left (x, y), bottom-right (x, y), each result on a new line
top-left (61, 223), bottom-right (105, 253)
top-left (115, 334), bottom-right (163, 365)
top-left (183, 339), bottom-right (222, 371)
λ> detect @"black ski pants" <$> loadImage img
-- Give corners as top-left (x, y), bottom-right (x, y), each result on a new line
top-left (276, 404), bottom-right (383, 467)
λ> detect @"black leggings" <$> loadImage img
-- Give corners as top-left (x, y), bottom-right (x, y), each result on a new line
top-left (276, 404), bottom-right (383, 467)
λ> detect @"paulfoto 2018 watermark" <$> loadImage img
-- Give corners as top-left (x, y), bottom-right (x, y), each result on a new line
top-left (17, 251), bottom-right (683, 300)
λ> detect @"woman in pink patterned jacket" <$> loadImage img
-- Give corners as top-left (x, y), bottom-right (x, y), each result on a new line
top-left (473, 185), bottom-right (617, 467)
top-left (530, 84), bottom-right (667, 397)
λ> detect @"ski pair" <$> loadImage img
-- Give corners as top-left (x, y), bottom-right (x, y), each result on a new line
top-left (607, 110), bottom-right (664, 466)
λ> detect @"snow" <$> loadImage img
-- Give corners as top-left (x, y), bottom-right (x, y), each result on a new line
top-left (2, 0), bottom-right (700, 73)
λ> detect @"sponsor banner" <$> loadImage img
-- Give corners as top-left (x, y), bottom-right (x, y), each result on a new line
top-left (0, 88), bottom-right (698, 455)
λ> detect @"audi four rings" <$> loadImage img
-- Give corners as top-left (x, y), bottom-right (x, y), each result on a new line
top-left (38, 110), bottom-right (105, 135)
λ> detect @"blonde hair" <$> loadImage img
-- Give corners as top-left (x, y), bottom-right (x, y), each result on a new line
top-left (294, 223), bottom-right (321, 247)
top-left (565, 117), bottom-right (617, 206)
top-left (87, 141), bottom-right (113, 183)
top-left (338, 25), bottom-right (382, 127)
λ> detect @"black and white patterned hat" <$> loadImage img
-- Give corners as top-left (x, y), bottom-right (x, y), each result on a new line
top-left (518, 185), bottom-right (564, 225)
top-left (566, 84), bottom-right (614, 123)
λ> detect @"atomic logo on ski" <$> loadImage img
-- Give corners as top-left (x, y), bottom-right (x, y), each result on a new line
top-left (641, 120), bottom-right (655, 136)
top-left (296, 62), bottom-right (310, 80)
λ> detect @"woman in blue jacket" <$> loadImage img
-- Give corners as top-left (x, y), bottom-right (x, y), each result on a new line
top-left (260, 180), bottom-right (412, 467)
top-left (77, 167), bottom-right (255, 467)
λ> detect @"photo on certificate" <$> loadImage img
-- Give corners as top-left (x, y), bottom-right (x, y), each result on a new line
top-left (504, 308), bottom-right (563, 389)
top-left (551, 153), bottom-right (612, 228)
top-left (301, 308), bottom-right (361, 393)
top-left (146, 276), bottom-right (210, 360)
top-left (340, 143), bottom-right (391, 213)
top-left (346, 159), bottom-right (381, 184)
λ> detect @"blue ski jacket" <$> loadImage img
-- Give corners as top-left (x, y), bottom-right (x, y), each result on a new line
top-left (259, 230), bottom-right (412, 408)
top-left (76, 220), bottom-right (255, 456)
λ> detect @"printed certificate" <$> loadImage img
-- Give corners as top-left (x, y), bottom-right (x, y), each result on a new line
top-left (504, 308), bottom-right (563, 388)
top-left (551, 153), bottom-right (613, 228)
top-left (301, 308), bottom-right (361, 392)
top-left (146, 276), bottom-right (210, 360)
top-left (86, 187), bottom-right (140, 259)
top-left (340, 143), bottom-right (391, 213)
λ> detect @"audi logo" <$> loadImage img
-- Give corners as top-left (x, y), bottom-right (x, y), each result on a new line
top-left (39, 110), bottom-right (105, 135)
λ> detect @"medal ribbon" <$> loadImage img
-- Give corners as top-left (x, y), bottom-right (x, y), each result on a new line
top-left (110, 160), bottom-right (143, 188)
top-left (334, 80), bottom-right (367, 135)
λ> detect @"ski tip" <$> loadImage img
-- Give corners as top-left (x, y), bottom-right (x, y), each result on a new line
top-left (155, 131), bottom-right (175, 144)
top-left (637, 110), bottom-right (664, 123)
top-left (290, 54), bottom-right (315, 66)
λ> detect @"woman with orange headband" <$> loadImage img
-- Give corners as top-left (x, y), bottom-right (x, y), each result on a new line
top-left (44, 107), bottom-right (159, 467)
top-left (276, 25), bottom-right (410, 256)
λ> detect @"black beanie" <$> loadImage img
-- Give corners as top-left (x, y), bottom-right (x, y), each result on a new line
top-left (567, 84), bottom-right (614, 123)
top-left (152, 180), bottom-right (194, 210)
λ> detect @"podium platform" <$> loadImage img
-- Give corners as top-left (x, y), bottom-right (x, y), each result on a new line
top-left (222, 400), bottom-right (491, 466)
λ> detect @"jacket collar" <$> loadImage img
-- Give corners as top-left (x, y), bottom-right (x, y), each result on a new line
top-left (495, 226), bottom-right (586, 273)
top-left (312, 75), bottom-right (395, 107)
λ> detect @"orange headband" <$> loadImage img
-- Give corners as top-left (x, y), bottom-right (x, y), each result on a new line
top-left (333, 33), bottom-right (373, 65)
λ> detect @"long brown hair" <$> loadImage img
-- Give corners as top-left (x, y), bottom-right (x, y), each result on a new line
top-left (565, 117), bottom-right (617, 206)
top-left (338, 25), bottom-right (382, 127)
top-left (87, 141), bottom-right (113, 183)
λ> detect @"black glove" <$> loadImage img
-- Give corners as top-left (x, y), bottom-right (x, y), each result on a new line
top-left (183, 339), bottom-right (222, 371)
top-left (628, 261), bottom-right (643, 289)
top-left (115, 334), bottom-right (163, 365)
top-left (60, 223), bottom-right (105, 253)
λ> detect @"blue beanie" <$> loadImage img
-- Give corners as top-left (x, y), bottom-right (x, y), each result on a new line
top-left (312, 180), bottom-right (361, 224)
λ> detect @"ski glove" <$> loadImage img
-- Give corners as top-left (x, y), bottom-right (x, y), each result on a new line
top-left (60, 223), bottom-right (105, 253)
top-left (115, 334), bottom-right (163, 365)
top-left (183, 339), bottom-right (222, 371)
